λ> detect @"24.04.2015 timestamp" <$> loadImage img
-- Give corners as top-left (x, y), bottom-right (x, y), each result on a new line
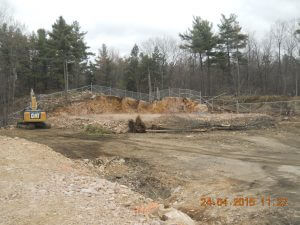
top-left (200, 196), bottom-right (288, 207)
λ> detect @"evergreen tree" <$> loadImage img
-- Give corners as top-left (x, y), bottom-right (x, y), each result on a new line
top-left (94, 44), bottom-right (113, 86)
top-left (138, 53), bottom-right (152, 93)
top-left (29, 29), bottom-right (50, 90)
top-left (48, 16), bottom-right (73, 89)
top-left (217, 14), bottom-right (248, 95)
top-left (124, 44), bottom-right (139, 91)
top-left (151, 46), bottom-right (163, 91)
top-left (179, 16), bottom-right (217, 94)
top-left (69, 21), bottom-right (91, 87)
top-left (47, 16), bottom-right (90, 90)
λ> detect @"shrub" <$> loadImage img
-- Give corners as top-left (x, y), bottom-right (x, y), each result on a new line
top-left (84, 124), bottom-right (112, 135)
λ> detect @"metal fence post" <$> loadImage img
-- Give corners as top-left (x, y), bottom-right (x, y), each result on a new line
top-left (280, 104), bottom-right (282, 116)
top-left (156, 87), bottom-right (160, 100)
top-left (91, 83), bottom-right (93, 93)
top-left (168, 88), bottom-right (170, 97)
top-left (236, 100), bottom-right (239, 113)
top-left (200, 91), bottom-right (202, 104)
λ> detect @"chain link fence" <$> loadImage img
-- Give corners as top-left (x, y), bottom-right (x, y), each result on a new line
top-left (212, 99), bottom-right (300, 116)
top-left (3, 85), bottom-right (300, 125)
top-left (90, 85), bottom-right (205, 103)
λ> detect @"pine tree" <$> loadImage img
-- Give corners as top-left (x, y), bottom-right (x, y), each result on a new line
top-left (94, 44), bottom-right (113, 86)
top-left (180, 16), bottom-right (217, 94)
top-left (29, 29), bottom-right (50, 90)
top-left (217, 14), bottom-right (247, 95)
top-left (69, 21), bottom-right (91, 87)
top-left (124, 44), bottom-right (139, 91)
top-left (47, 16), bottom-right (90, 90)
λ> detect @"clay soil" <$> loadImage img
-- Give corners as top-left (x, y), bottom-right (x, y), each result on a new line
top-left (1, 117), bottom-right (299, 225)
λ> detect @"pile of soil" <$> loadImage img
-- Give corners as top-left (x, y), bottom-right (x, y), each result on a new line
top-left (151, 97), bottom-right (207, 113)
top-left (51, 95), bottom-right (208, 115)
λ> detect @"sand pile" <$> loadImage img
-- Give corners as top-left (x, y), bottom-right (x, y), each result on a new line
top-left (51, 96), bottom-right (208, 116)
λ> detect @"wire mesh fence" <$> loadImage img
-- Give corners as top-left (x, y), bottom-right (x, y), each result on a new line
top-left (236, 100), bottom-right (300, 116)
top-left (211, 99), bottom-right (300, 116)
top-left (3, 84), bottom-right (300, 125)
top-left (90, 85), bottom-right (205, 102)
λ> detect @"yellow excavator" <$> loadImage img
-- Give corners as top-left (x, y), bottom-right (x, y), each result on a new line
top-left (17, 89), bottom-right (51, 129)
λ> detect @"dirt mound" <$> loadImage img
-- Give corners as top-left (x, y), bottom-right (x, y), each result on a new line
top-left (150, 97), bottom-right (207, 113)
top-left (137, 100), bottom-right (151, 113)
top-left (51, 96), bottom-right (208, 116)
top-left (121, 97), bottom-right (139, 112)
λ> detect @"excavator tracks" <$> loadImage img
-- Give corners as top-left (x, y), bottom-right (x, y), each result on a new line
top-left (17, 122), bottom-right (51, 129)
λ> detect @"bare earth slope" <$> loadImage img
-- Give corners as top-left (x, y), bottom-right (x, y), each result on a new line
top-left (0, 136), bottom-right (161, 225)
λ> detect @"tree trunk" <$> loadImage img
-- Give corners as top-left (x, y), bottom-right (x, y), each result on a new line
top-left (207, 55), bottom-right (211, 96)
top-left (148, 66), bottom-right (152, 101)
top-left (236, 49), bottom-right (240, 96)
top-left (296, 61), bottom-right (299, 96)
top-left (199, 53), bottom-right (204, 94)
top-left (227, 46), bottom-right (231, 79)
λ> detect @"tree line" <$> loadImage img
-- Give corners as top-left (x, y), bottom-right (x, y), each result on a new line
top-left (94, 15), bottom-right (300, 98)
top-left (1, 7), bottom-right (300, 125)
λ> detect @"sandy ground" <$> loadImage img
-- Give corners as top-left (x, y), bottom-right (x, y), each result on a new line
top-left (1, 117), bottom-right (299, 225)
top-left (0, 136), bottom-right (162, 225)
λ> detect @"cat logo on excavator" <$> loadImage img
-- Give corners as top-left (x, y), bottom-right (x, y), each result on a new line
top-left (17, 89), bottom-right (51, 129)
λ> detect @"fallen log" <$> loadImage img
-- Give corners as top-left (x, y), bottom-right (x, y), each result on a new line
top-left (146, 129), bottom-right (208, 133)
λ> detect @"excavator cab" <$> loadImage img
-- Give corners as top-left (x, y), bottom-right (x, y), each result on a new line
top-left (17, 89), bottom-right (51, 129)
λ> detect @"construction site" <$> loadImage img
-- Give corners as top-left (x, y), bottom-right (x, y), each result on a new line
top-left (0, 86), bottom-right (299, 225)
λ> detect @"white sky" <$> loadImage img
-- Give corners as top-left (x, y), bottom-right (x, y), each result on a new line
top-left (5, 0), bottom-right (300, 55)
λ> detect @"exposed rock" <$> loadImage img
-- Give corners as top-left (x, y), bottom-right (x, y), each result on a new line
top-left (157, 205), bottom-right (195, 225)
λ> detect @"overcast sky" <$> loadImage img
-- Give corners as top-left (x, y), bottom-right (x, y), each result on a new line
top-left (5, 0), bottom-right (300, 55)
